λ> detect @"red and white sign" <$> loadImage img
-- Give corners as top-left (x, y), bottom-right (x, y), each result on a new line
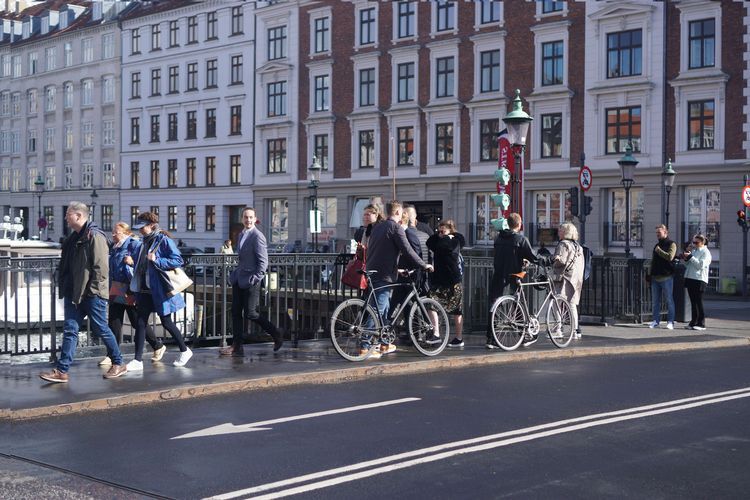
top-left (579, 166), bottom-right (593, 192)
top-left (743, 185), bottom-right (750, 207)
top-left (496, 129), bottom-right (520, 219)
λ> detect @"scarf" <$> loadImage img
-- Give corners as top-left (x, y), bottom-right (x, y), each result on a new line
top-left (134, 227), bottom-right (161, 290)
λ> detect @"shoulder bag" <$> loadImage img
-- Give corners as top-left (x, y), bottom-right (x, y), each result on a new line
top-left (341, 244), bottom-right (367, 290)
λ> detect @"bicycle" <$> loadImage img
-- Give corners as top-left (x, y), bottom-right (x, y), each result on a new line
top-left (330, 269), bottom-right (450, 361)
top-left (490, 264), bottom-right (574, 350)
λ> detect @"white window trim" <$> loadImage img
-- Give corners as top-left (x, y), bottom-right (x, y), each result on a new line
top-left (306, 124), bottom-right (335, 180)
top-left (425, 108), bottom-right (460, 170)
top-left (430, 0), bottom-right (458, 38)
top-left (386, 113), bottom-right (420, 173)
top-left (535, 0), bottom-right (568, 21)
top-left (527, 95), bottom-right (572, 165)
top-left (589, 4), bottom-right (654, 83)
top-left (351, 53), bottom-right (379, 111)
top-left (308, 61), bottom-right (333, 116)
top-left (471, 32), bottom-right (504, 100)
top-left (671, 81), bottom-right (725, 164)
top-left (474, 0), bottom-right (504, 30)
top-left (309, 7), bottom-right (332, 57)
top-left (390, 48), bottom-right (419, 108)
top-left (391, 1), bottom-right (419, 43)
top-left (677, 1), bottom-right (721, 74)
top-left (428, 40), bottom-right (459, 104)
top-left (354, 2), bottom-right (379, 50)
top-left (349, 117), bottom-right (381, 179)
top-left (468, 106), bottom-right (501, 166)
top-left (591, 91), bottom-right (651, 159)
top-left (531, 20), bottom-right (571, 92)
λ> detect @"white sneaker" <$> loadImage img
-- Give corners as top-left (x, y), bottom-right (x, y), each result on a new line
top-left (173, 348), bottom-right (193, 367)
top-left (125, 359), bottom-right (143, 372)
top-left (550, 329), bottom-right (563, 339)
top-left (666, 322), bottom-right (674, 330)
top-left (152, 344), bottom-right (167, 362)
top-left (98, 356), bottom-right (112, 367)
top-left (648, 321), bottom-right (659, 329)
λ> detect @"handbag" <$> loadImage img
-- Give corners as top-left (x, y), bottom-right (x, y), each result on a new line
top-left (341, 245), bottom-right (367, 290)
top-left (165, 267), bottom-right (194, 296)
top-left (109, 280), bottom-right (136, 306)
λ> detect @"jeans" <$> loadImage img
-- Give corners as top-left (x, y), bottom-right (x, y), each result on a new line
top-left (362, 281), bottom-right (392, 348)
top-left (651, 277), bottom-right (675, 323)
top-left (231, 282), bottom-right (280, 346)
top-left (58, 295), bottom-right (122, 373)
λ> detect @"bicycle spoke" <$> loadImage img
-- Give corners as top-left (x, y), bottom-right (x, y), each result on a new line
top-left (408, 298), bottom-right (449, 356)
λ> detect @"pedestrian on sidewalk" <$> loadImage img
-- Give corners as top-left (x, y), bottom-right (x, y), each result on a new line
top-left (40, 201), bottom-right (127, 383)
top-left (220, 207), bottom-right (284, 357)
top-left (426, 219), bottom-right (465, 347)
top-left (389, 211), bottom-right (424, 315)
top-left (551, 223), bottom-right (585, 339)
top-left (102, 222), bottom-right (166, 368)
top-left (130, 212), bottom-right (193, 369)
top-left (220, 239), bottom-right (234, 254)
top-left (682, 234), bottom-right (712, 330)
top-left (353, 203), bottom-right (384, 246)
top-left (648, 224), bottom-right (677, 330)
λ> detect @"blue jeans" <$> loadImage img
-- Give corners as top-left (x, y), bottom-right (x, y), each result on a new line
top-left (362, 282), bottom-right (392, 349)
top-left (58, 295), bottom-right (122, 373)
top-left (651, 277), bottom-right (675, 323)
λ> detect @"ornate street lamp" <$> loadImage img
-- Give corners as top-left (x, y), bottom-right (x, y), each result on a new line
top-left (661, 158), bottom-right (676, 230)
top-left (90, 188), bottom-right (98, 222)
top-left (617, 143), bottom-right (638, 258)
top-left (502, 89), bottom-right (533, 216)
top-left (308, 157), bottom-right (322, 253)
top-left (34, 174), bottom-right (45, 239)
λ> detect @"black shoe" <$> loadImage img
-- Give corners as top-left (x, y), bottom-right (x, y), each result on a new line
top-left (273, 328), bottom-right (285, 352)
top-left (424, 335), bottom-right (442, 345)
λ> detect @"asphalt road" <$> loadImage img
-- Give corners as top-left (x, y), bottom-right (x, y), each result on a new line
top-left (3, 348), bottom-right (750, 499)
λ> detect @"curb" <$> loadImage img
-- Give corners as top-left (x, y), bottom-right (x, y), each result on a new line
top-left (6, 338), bottom-right (749, 421)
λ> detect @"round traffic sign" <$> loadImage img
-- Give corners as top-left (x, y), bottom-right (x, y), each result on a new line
top-left (743, 185), bottom-right (750, 207)
top-left (579, 166), bottom-right (593, 191)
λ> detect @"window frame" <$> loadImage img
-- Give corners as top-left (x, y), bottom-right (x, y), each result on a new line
top-left (605, 106), bottom-right (641, 154)
top-left (687, 99), bottom-right (715, 151)
top-left (267, 138), bottom-right (287, 174)
top-left (606, 29), bottom-right (642, 79)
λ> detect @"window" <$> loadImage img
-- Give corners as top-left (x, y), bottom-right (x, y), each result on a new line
top-left (608, 187), bottom-right (644, 248)
top-left (436, 1), bottom-right (455, 32)
top-left (397, 62), bottom-right (415, 102)
top-left (359, 69), bottom-right (375, 107)
top-left (27, 89), bottom-right (37, 114)
top-left (167, 159), bottom-right (178, 187)
top-left (187, 16), bottom-right (198, 44)
top-left (102, 75), bottom-right (115, 103)
top-left (541, 41), bottom-right (563, 86)
top-left (474, 193), bottom-right (502, 244)
top-left (98, 33), bottom-right (112, 60)
top-left (688, 100), bottom-right (714, 150)
top-left (205, 59), bottom-right (218, 88)
top-left (45, 47), bottom-right (56, 71)
top-left (168, 66), bottom-right (179, 93)
top-left (81, 79), bottom-right (93, 105)
top-left (130, 162), bottom-right (140, 188)
top-left (81, 121), bottom-right (93, 146)
top-left (27, 129), bottom-right (36, 153)
top-left (205, 109), bottom-right (216, 138)
top-left (186, 206), bottom-right (196, 231)
top-left (480, 50), bottom-right (500, 92)
top-left (64, 124), bottom-right (73, 150)
top-left (270, 199), bottom-right (288, 243)
top-left (689, 19), bottom-right (714, 69)
top-left (317, 197), bottom-right (338, 233)
top-left (359, 130), bottom-right (375, 168)
top-left (61, 83), bottom-right (72, 109)
top-left (268, 81), bottom-right (287, 117)
top-left (186, 111), bottom-right (197, 139)
top-left (541, 113), bottom-right (562, 158)
top-left (130, 117), bottom-right (140, 144)
top-left (685, 186), bottom-right (720, 248)
top-left (28, 51), bottom-right (38, 74)
top-left (480, 119), bottom-right (499, 161)
top-left (230, 155), bottom-right (241, 184)
top-left (44, 126), bottom-right (55, 150)
top-left (150, 207), bottom-right (160, 220)
top-left (11, 55), bottom-right (19, 77)
top-left (150, 114), bottom-right (160, 143)
top-left (151, 68), bottom-right (161, 96)
top-left (206, 11), bottom-right (218, 40)
top-left (397, 1), bottom-right (415, 38)
top-left (186, 158), bottom-right (196, 187)
top-left (206, 205), bottom-right (216, 231)
top-left (267, 139), bottom-right (287, 173)
top-left (479, 0), bottom-right (500, 24)
top-left (314, 134), bottom-right (328, 170)
top-left (64, 42), bottom-right (72, 67)
top-left (131, 72), bottom-right (141, 98)
top-left (359, 8), bottom-right (376, 45)
top-left (80, 38), bottom-right (93, 63)
top-left (45, 167), bottom-right (55, 190)
top-left (81, 164), bottom-right (94, 189)
top-left (205, 157), bottom-right (216, 186)
top-left (98, 206), bottom-right (112, 231)
top-left (607, 29), bottom-right (642, 78)
top-left (0, 92), bottom-right (7, 115)
top-left (436, 57), bottom-right (454, 98)
top-left (44, 206), bottom-right (55, 232)
top-left (131, 28), bottom-right (141, 54)
top-left (150, 160), bottom-right (160, 188)
top-left (397, 127), bottom-right (414, 166)
top-left (167, 113), bottom-right (178, 141)
top-left (606, 106), bottom-right (641, 154)
top-left (436, 123), bottom-right (453, 164)
top-left (103, 120), bottom-right (115, 146)
top-left (230, 105), bottom-right (242, 135)
top-left (314, 17), bottom-right (329, 53)
top-left (231, 6), bottom-right (244, 35)
top-left (169, 20), bottom-right (179, 47)
top-left (168, 206), bottom-right (177, 230)
top-left (186, 62), bottom-right (198, 91)
top-left (0, 169), bottom-right (8, 191)
top-left (534, 191), bottom-right (571, 243)
top-left (268, 26), bottom-right (286, 60)
top-left (312, 75), bottom-right (329, 112)
top-left (103, 163), bottom-right (116, 188)
top-left (151, 24), bottom-right (161, 51)
top-left (131, 207), bottom-right (140, 226)
top-left (542, 1), bottom-right (563, 14)
top-left (231, 55), bottom-right (243, 84)
top-left (44, 86), bottom-right (56, 112)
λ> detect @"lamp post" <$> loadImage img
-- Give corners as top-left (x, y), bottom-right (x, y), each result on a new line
top-left (33, 174), bottom-right (45, 239)
top-left (308, 157), bottom-right (322, 253)
top-left (661, 158), bottom-right (676, 230)
top-left (617, 144), bottom-right (638, 258)
top-left (502, 89), bottom-right (533, 218)
top-left (90, 188), bottom-right (98, 223)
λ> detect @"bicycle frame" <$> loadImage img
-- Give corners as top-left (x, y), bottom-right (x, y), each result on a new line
top-left (360, 273), bottom-right (430, 331)
top-left (510, 273), bottom-right (559, 326)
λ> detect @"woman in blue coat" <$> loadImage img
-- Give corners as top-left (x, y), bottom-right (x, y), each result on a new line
top-left (130, 212), bottom-right (192, 368)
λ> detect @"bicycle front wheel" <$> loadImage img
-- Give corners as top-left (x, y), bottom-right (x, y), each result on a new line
top-left (330, 299), bottom-right (380, 361)
top-left (407, 297), bottom-right (450, 356)
top-left (547, 295), bottom-right (574, 348)
top-left (491, 296), bottom-right (526, 351)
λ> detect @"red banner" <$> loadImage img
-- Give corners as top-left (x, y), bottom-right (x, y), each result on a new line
top-left (496, 130), bottom-right (520, 220)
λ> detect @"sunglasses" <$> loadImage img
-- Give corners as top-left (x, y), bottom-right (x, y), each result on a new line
top-left (692, 240), bottom-right (700, 244)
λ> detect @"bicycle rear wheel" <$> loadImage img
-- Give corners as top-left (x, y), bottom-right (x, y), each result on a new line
top-left (407, 297), bottom-right (450, 356)
top-left (547, 295), bottom-right (574, 348)
top-left (330, 299), bottom-right (380, 361)
top-left (491, 296), bottom-right (526, 351)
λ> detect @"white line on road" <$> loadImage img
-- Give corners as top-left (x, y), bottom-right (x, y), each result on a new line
top-left (172, 397), bottom-right (421, 440)
top-left (208, 386), bottom-right (750, 499)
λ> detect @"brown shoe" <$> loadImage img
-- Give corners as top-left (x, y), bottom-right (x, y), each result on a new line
top-left (219, 346), bottom-right (244, 357)
top-left (103, 364), bottom-right (127, 379)
top-left (40, 368), bottom-right (68, 383)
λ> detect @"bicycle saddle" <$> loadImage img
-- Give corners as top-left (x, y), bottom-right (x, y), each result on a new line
top-left (510, 271), bottom-right (526, 279)
top-left (358, 269), bottom-right (379, 276)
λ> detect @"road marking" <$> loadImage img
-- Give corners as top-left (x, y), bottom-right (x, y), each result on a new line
top-left (172, 397), bottom-right (420, 440)
top-left (208, 386), bottom-right (750, 499)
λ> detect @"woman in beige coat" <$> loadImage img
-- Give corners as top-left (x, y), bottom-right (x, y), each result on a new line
top-left (552, 222), bottom-right (585, 339)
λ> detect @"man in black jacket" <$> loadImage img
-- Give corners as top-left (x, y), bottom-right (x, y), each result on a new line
top-left (648, 224), bottom-right (677, 330)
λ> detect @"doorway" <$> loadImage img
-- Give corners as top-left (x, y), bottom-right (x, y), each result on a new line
top-left (405, 201), bottom-right (442, 232)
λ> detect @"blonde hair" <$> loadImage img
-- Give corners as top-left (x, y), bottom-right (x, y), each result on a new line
top-left (438, 219), bottom-right (457, 233)
top-left (559, 222), bottom-right (579, 241)
top-left (400, 212), bottom-right (410, 226)
top-left (114, 221), bottom-right (133, 236)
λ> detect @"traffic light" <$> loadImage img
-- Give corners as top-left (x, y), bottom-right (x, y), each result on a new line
top-left (568, 187), bottom-right (579, 217)
top-left (583, 195), bottom-right (593, 216)
top-left (739, 209), bottom-right (747, 227)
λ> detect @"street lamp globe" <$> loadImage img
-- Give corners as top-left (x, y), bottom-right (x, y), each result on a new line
top-left (617, 143), bottom-right (638, 189)
top-left (308, 156), bottom-right (322, 187)
top-left (34, 174), bottom-right (45, 190)
top-left (90, 189), bottom-right (98, 220)
top-left (502, 89), bottom-right (533, 147)
top-left (661, 158), bottom-right (676, 193)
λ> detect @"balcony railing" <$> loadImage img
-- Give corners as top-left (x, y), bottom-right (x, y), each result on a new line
top-left (680, 221), bottom-right (720, 248)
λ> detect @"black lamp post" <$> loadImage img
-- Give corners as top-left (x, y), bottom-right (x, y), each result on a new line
top-left (618, 144), bottom-right (638, 258)
top-left (90, 188), bottom-right (98, 222)
top-left (308, 157), bottom-right (322, 253)
top-left (501, 89), bottom-right (533, 216)
top-left (33, 174), bottom-right (45, 239)
top-left (661, 158), bottom-right (676, 230)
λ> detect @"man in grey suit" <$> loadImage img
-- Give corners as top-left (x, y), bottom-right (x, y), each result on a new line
top-left (219, 207), bottom-right (283, 356)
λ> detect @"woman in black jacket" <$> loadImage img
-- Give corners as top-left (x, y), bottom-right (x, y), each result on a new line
top-left (426, 219), bottom-right (465, 347)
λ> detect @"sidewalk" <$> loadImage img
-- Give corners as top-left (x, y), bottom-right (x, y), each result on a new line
top-left (3, 300), bottom-right (748, 420)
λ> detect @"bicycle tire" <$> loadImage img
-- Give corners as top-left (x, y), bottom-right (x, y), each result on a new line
top-left (407, 297), bottom-right (450, 356)
top-left (491, 295), bottom-right (526, 351)
top-left (547, 295), bottom-right (574, 348)
top-left (330, 299), bottom-right (380, 361)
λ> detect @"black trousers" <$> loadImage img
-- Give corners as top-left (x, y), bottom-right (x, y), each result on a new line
top-left (685, 278), bottom-right (706, 327)
top-left (109, 301), bottom-right (161, 350)
top-left (231, 282), bottom-right (280, 346)
top-left (134, 293), bottom-right (187, 360)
